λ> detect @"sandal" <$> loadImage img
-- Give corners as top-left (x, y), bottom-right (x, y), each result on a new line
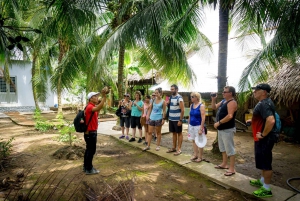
top-left (156, 146), bottom-right (160, 151)
top-left (166, 148), bottom-right (176, 153)
top-left (190, 156), bottom-right (198, 161)
top-left (214, 165), bottom-right (229, 169)
top-left (143, 146), bottom-right (150, 151)
top-left (173, 150), bottom-right (182, 156)
top-left (193, 158), bottom-right (204, 163)
top-left (224, 171), bottom-right (235, 176)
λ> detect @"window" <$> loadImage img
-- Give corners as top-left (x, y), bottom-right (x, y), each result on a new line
top-left (0, 77), bottom-right (16, 93)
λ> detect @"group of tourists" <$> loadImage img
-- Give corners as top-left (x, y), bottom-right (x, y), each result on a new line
top-left (83, 83), bottom-right (277, 198)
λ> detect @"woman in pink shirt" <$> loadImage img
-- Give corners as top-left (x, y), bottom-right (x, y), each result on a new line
top-left (141, 95), bottom-right (151, 145)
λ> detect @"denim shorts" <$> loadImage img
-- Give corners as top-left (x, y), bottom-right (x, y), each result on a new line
top-left (218, 127), bottom-right (236, 156)
top-left (148, 119), bottom-right (163, 127)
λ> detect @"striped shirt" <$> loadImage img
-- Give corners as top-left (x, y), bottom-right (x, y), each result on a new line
top-left (169, 94), bottom-right (183, 121)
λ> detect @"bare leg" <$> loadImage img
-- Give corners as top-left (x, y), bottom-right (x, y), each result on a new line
top-left (198, 148), bottom-right (203, 159)
top-left (263, 170), bottom-right (272, 185)
top-left (172, 133), bottom-right (177, 150)
top-left (132, 128), bottom-right (136, 138)
top-left (147, 125), bottom-right (154, 147)
top-left (125, 127), bottom-right (129, 136)
top-left (121, 127), bottom-right (125, 135)
top-left (219, 152), bottom-right (229, 168)
top-left (228, 155), bottom-right (236, 173)
top-left (177, 133), bottom-right (183, 151)
top-left (138, 128), bottom-right (142, 138)
top-left (192, 141), bottom-right (198, 158)
top-left (144, 125), bottom-right (148, 142)
top-left (156, 126), bottom-right (162, 146)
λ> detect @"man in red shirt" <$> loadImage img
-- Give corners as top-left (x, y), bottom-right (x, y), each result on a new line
top-left (84, 87), bottom-right (108, 175)
top-left (247, 83), bottom-right (275, 198)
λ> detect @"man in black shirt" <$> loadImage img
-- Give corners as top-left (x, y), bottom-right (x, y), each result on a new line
top-left (247, 83), bottom-right (275, 198)
top-left (211, 86), bottom-right (237, 176)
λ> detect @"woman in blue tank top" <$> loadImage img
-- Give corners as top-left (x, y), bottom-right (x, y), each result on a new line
top-left (143, 87), bottom-right (166, 151)
top-left (188, 92), bottom-right (206, 162)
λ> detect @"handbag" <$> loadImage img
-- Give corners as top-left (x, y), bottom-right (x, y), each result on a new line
top-left (115, 106), bottom-right (121, 117)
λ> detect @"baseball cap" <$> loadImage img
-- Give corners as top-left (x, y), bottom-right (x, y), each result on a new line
top-left (251, 83), bottom-right (271, 93)
top-left (195, 134), bottom-right (207, 148)
top-left (87, 92), bottom-right (100, 99)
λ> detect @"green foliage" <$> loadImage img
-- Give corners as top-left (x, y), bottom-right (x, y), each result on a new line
top-left (0, 137), bottom-right (14, 159)
top-left (56, 123), bottom-right (77, 146)
top-left (35, 121), bottom-right (53, 132)
top-left (56, 113), bottom-right (64, 120)
top-left (33, 109), bottom-right (42, 120)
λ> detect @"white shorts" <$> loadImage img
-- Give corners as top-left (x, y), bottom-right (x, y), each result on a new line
top-left (187, 125), bottom-right (203, 141)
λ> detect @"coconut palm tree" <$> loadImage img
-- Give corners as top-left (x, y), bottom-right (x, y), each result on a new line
top-left (238, 0), bottom-right (300, 94)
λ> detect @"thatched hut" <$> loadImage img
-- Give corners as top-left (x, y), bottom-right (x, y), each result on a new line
top-left (269, 63), bottom-right (300, 107)
top-left (268, 63), bottom-right (300, 142)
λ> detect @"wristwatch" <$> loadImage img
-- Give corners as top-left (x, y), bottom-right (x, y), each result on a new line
top-left (260, 133), bottom-right (265, 138)
top-left (179, 119), bottom-right (183, 122)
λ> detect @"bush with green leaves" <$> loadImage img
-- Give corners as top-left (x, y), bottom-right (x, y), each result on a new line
top-left (35, 121), bottom-right (53, 132)
top-left (33, 109), bottom-right (42, 120)
top-left (56, 123), bottom-right (77, 146)
top-left (0, 137), bottom-right (14, 159)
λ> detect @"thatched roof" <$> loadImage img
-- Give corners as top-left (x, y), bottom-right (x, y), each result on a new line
top-left (269, 63), bottom-right (300, 106)
top-left (127, 70), bottom-right (160, 86)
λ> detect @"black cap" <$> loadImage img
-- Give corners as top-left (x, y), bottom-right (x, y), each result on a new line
top-left (251, 83), bottom-right (271, 93)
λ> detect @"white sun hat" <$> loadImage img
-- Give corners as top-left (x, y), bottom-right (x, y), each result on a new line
top-left (195, 134), bottom-right (207, 148)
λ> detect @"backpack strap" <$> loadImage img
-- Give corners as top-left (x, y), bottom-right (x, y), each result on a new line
top-left (85, 107), bottom-right (95, 132)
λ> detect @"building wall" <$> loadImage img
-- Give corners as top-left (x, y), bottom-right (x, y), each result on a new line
top-left (0, 61), bottom-right (55, 107)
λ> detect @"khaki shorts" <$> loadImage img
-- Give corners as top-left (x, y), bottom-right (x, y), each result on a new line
top-left (218, 127), bottom-right (236, 156)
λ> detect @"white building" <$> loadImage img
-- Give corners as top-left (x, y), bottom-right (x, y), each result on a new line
top-left (0, 60), bottom-right (85, 110)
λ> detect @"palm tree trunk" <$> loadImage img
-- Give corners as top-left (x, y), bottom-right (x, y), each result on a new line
top-left (57, 39), bottom-right (68, 116)
top-left (212, 0), bottom-right (229, 154)
top-left (31, 51), bottom-right (40, 111)
top-left (117, 45), bottom-right (125, 99)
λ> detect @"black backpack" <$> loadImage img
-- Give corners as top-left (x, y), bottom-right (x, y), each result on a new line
top-left (73, 107), bottom-right (94, 133)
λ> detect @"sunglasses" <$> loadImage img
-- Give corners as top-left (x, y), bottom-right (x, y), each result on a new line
top-left (222, 91), bottom-right (230, 94)
top-left (152, 95), bottom-right (155, 96)
top-left (190, 96), bottom-right (194, 98)
top-left (124, 95), bottom-right (130, 97)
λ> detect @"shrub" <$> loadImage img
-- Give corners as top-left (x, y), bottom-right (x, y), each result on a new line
top-left (35, 121), bottom-right (53, 132)
top-left (0, 137), bottom-right (14, 159)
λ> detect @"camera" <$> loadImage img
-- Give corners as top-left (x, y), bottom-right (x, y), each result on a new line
top-left (211, 93), bottom-right (217, 97)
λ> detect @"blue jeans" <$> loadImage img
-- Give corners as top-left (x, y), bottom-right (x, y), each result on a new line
top-left (84, 132), bottom-right (97, 171)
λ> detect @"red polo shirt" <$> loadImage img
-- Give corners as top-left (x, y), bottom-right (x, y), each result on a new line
top-left (85, 102), bottom-right (98, 131)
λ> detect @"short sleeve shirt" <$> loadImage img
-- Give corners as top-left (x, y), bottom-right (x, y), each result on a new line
top-left (251, 98), bottom-right (274, 141)
top-left (169, 94), bottom-right (184, 121)
top-left (131, 100), bottom-right (144, 117)
top-left (85, 102), bottom-right (98, 131)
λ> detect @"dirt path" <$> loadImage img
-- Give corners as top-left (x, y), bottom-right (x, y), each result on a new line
top-left (0, 118), bottom-right (258, 200)
top-left (159, 126), bottom-right (300, 191)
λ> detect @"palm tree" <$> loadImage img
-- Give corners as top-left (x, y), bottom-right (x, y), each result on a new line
top-left (238, 0), bottom-right (299, 94)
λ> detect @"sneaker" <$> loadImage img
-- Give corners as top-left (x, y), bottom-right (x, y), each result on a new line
top-left (250, 179), bottom-right (263, 187)
top-left (156, 146), bottom-right (160, 151)
top-left (85, 168), bottom-right (100, 175)
top-left (125, 136), bottom-right (129, 140)
top-left (253, 187), bottom-right (273, 198)
top-left (119, 135), bottom-right (125, 139)
top-left (143, 146), bottom-right (150, 151)
top-left (137, 138), bottom-right (142, 143)
top-left (143, 141), bottom-right (148, 145)
top-left (129, 137), bottom-right (136, 142)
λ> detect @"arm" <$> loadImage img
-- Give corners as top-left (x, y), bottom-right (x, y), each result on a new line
top-left (211, 95), bottom-right (222, 110)
top-left (178, 100), bottom-right (185, 126)
top-left (200, 105), bottom-right (206, 128)
top-left (128, 101), bottom-right (133, 110)
top-left (92, 93), bottom-right (107, 112)
top-left (256, 115), bottom-right (275, 139)
top-left (136, 101), bottom-right (143, 111)
top-left (162, 101), bottom-right (166, 124)
top-left (214, 101), bottom-right (237, 128)
top-left (188, 104), bottom-right (192, 125)
top-left (146, 103), bottom-right (153, 120)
